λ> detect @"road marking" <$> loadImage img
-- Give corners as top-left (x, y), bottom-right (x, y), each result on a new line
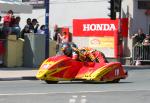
top-left (72, 95), bottom-right (78, 98)
top-left (0, 93), bottom-right (48, 96)
top-left (69, 98), bottom-right (76, 103)
top-left (0, 89), bottom-right (150, 96)
top-left (80, 98), bottom-right (87, 103)
top-left (69, 95), bottom-right (87, 103)
top-left (81, 95), bottom-right (86, 98)
top-left (81, 95), bottom-right (87, 103)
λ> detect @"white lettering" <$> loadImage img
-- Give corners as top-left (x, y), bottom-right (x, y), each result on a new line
top-left (96, 24), bottom-right (103, 31)
top-left (109, 24), bottom-right (116, 31)
top-left (83, 24), bottom-right (90, 31)
top-left (83, 24), bottom-right (116, 31)
top-left (103, 24), bottom-right (109, 31)
top-left (90, 24), bottom-right (96, 31)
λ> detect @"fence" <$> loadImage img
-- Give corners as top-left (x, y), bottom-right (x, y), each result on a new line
top-left (133, 44), bottom-right (150, 62)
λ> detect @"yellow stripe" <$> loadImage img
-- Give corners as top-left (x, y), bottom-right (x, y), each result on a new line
top-left (49, 66), bottom-right (71, 75)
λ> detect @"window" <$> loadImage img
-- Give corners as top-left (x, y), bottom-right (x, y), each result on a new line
top-left (138, 1), bottom-right (150, 9)
top-left (22, 0), bottom-right (45, 9)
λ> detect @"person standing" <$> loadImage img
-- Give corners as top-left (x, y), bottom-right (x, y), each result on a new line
top-left (20, 25), bottom-right (30, 39)
top-left (12, 16), bottom-right (21, 38)
top-left (29, 18), bottom-right (39, 33)
top-left (132, 28), bottom-right (146, 45)
top-left (132, 28), bottom-right (146, 66)
top-left (37, 25), bottom-right (45, 34)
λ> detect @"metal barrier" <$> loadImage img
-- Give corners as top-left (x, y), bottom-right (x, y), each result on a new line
top-left (133, 44), bottom-right (150, 62)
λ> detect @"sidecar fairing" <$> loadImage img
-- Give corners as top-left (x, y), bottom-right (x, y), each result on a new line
top-left (36, 55), bottom-right (127, 84)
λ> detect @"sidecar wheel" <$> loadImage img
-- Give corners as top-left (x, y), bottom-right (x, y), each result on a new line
top-left (111, 79), bottom-right (120, 83)
top-left (107, 79), bottom-right (120, 83)
top-left (45, 80), bottom-right (58, 84)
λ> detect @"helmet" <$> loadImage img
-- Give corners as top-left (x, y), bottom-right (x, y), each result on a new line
top-left (61, 43), bottom-right (72, 56)
top-left (70, 42), bottom-right (78, 48)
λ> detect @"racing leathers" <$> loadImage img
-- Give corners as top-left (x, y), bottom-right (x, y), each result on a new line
top-left (71, 47), bottom-right (107, 63)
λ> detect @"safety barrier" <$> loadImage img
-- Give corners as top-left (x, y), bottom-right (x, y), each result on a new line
top-left (133, 44), bottom-right (150, 62)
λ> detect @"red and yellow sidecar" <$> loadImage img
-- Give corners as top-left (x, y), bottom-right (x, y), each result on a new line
top-left (36, 54), bottom-right (128, 84)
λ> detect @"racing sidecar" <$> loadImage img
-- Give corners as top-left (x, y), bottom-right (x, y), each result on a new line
top-left (36, 52), bottom-right (128, 84)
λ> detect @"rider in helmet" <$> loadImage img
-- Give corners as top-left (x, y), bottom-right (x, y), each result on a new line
top-left (70, 42), bottom-right (86, 61)
top-left (61, 42), bottom-right (107, 63)
top-left (61, 42), bottom-right (72, 57)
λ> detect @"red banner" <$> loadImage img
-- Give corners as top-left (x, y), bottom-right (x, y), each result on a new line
top-left (73, 18), bottom-right (128, 37)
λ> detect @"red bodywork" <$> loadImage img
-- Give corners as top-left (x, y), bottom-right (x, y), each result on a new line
top-left (36, 53), bottom-right (128, 83)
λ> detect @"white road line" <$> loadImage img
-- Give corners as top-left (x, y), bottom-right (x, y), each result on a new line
top-left (81, 95), bottom-right (86, 98)
top-left (72, 95), bottom-right (78, 98)
top-left (80, 98), bottom-right (87, 103)
top-left (69, 98), bottom-right (76, 103)
top-left (0, 89), bottom-right (149, 96)
top-left (0, 92), bottom-right (48, 96)
top-left (81, 95), bottom-right (87, 103)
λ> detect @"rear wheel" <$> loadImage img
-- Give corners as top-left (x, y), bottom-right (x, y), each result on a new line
top-left (45, 80), bottom-right (58, 84)
top-left (107, 79), bottom-right (120, 83)
top-left (111, 79), bottom-right (120, 83)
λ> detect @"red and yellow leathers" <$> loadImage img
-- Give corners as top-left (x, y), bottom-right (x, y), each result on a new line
top-left (71, 47), bottom-right (100, 62)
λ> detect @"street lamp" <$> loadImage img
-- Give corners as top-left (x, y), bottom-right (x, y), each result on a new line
top-left (45, 0), bottom-right (50, 59)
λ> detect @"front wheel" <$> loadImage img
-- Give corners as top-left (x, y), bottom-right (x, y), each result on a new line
top-left (45, 80), bottom-right (58, 84)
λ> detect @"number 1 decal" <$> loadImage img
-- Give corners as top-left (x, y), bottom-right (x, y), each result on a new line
top-left (115, 69), bottom-right (120, 76)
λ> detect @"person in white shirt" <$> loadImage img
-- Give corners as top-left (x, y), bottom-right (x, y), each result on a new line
top-left (37, 25), bottom-right (45, 34)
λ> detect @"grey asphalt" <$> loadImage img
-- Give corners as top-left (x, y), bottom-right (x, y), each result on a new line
top-left (0, 67), bottom-right (38, 81)
top-left (0, 65), bottom-right (150, 81)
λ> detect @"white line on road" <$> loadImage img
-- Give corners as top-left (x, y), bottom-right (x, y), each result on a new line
top-left (81, 95), bottom-right (87, 103)
top-left (69, 98), bottom-right (76, 103)
top-left (80, 98), bottom-right (87, 103)
top-left (81, 95), bottom-right (86, 98)
top-left (72, 95), bottom-right (78, 98)
top-left (0, 89), bottom-right (150, 96)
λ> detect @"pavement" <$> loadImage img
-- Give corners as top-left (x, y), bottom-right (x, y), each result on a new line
top-left (0, 67), bottom-right (38, 81)
top-left (0, 65), bottom-right (150, 81)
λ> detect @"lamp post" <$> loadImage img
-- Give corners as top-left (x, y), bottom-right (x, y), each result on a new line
top-left (45, 0), bottom-right (50, 59)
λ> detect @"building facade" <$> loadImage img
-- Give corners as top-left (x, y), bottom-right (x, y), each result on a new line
top-left (20, 0), bottom-right (150, 59)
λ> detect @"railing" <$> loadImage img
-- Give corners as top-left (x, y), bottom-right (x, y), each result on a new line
top-left (132, 44), bottom-right (150, 62)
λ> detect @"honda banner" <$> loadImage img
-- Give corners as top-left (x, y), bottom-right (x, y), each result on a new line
top-left (73, 18), bottom-right (128, 58)
top-left (73, 18), bottom-right (128, 37)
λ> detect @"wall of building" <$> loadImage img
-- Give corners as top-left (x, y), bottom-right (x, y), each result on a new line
top-left (19, 0), bottom-right (150, 58)
top-left (121, 0), bottom-right (150, 58)
top-left (20, 0), bottom-right (110, 33)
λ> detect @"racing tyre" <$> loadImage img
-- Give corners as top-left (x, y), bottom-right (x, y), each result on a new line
top-left (107, 79), bottom-right (120, 83)
top-left (45, 80), bottom-right (58, 84)
top-left (111, 79), bottom-right (120, 83)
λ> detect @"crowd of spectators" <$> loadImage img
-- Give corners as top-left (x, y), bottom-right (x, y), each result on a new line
top-left (132, 28), bottom-right (150, 65)
top-left (0, 10), bottom-right (46, 40)
top-left (0, 10), bottom-right (46, 65)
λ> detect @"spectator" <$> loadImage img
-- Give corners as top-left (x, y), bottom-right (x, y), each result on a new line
top-left (12, 16), bottom-right (21, 38)
top-left (1, 21), bottom-right (11, 39)
top-left (37, 25), bottom-right (45, 34)
top-left (58, 31), bottom-right (69, 43)
top-left (142, 34), bottom-right (150, 46)
top-left (55, 31), bottom-right (69, 54)
top-left (53, 25), bottom-right (61, 53)
top-left (53, 24), bottom-right (59, 41)
top-left (132, 28), bottom-right (146, 45)
top-left (3, 10), bottom-right (14, 27)
top-left (29, 18), bottom-right (39, 33)
top-left (26, 18), bottom-right (32, 26)
top-left (20, 25), bottom-right (30, 39)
